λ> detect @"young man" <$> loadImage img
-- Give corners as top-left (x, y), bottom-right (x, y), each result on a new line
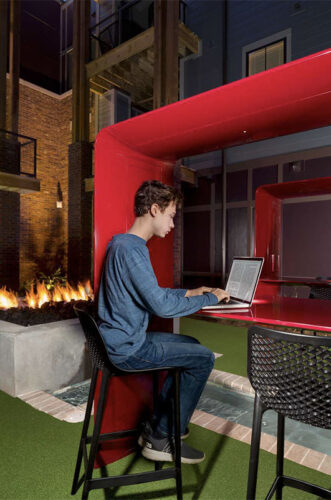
top-left (98, 180), bottom-right (229, 464)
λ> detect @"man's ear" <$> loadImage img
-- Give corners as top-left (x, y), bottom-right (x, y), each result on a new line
top-left (150, 203), bottom-right (159, 217)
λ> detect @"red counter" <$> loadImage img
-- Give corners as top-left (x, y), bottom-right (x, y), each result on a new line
top-left (196, 297), bottom-right (331, 334)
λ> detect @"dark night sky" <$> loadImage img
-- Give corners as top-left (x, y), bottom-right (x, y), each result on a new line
top-left (20, 0), bottom-right (63, 93)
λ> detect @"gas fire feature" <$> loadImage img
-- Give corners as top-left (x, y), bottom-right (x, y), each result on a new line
top-left (0, 281), bottom-right (94, 397)
top-left (0, 281), bottom-right (94, 326)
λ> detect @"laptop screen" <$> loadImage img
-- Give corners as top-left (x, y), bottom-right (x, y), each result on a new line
top-left (225, 257), bottom-right (264, 304)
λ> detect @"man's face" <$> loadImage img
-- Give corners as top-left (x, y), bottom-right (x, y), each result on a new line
top-left (152, 201), bottom-right (176, 238)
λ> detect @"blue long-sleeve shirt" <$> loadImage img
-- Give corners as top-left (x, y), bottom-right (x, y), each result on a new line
top-left (98, 233), bottom-right (218, 362)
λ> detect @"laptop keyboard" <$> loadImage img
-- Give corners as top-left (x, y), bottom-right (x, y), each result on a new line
top-left (222, 299), bottom-right (239, 304)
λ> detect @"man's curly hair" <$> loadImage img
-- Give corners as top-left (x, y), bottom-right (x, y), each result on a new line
top-left (134, 180), bottom-right (183, 217)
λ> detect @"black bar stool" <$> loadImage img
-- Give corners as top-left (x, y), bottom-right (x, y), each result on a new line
top-left (246, 326), bottom-right (331, 500)
top-left (71, 307), bottom-right (182, 500)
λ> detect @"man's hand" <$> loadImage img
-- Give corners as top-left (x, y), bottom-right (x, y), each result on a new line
top-left (185, 286), bottom-right (213, 297)
top-left (209, 288), bottom-right (230, 303)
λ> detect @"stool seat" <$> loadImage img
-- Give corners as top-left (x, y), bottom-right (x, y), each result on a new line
top-left (71, 307), bottom-right (183, 500)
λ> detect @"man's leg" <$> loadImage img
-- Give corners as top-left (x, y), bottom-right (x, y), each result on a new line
top-left (152, 340), bottom-right (214, 437)
top-left (123, 333), bottom-right (214, 435)
top-left (146, 331), bottom-right (202, 434)
top-left (116, 335), bottom-right (214, 463)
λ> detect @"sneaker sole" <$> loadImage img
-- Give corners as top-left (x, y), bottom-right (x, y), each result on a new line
top-left (141, 446), bottom-right (205, 464)
top-left (138, 430), bottom-right (189, 447)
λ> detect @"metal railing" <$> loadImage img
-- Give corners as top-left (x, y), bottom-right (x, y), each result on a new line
top-left (89, 0), bottom-right (187, 60)
top-left (0, 129), bottom-right (37, 178)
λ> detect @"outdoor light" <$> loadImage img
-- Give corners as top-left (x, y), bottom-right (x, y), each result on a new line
top-left (57, 181), bottom-right (63, 209)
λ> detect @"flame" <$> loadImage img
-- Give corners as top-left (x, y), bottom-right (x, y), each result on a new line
top-left (0, 287), bottom-right (18, 309)
top-left (36, 281), bottom-right (51, 308)
top-left (52, 284), bottom-right (64, 302)
top-left (25, 284), bottom-right (38, 309)
top-left (0, 280), bottom-right (93, 310)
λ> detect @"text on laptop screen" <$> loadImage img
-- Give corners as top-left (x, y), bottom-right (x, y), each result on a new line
top-left (226, 259), bottom-right (262, 303)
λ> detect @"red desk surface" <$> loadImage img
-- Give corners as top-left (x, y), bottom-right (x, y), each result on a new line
top-left (261, 278), bottom-right (331, 286)
top-left (196, 297), bottom-right (331, 333)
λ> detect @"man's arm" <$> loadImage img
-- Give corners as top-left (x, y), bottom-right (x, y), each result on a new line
top-left (125, 247), bottom-right (219, 318)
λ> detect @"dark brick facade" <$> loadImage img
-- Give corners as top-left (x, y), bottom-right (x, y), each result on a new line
top-left (0, 137), bottom-right (20, 174)
top-left (0, 191), bottom-right (20, 289)
top-left (0, 133), bottom-right (21, 289)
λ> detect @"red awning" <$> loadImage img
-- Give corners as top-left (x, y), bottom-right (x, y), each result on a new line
top-left (99, 48), bottom-right (331, 160)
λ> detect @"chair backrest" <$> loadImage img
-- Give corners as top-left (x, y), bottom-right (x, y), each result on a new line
top-left (74, 306), bottom-right (113, 371)
top-left (247, 326), bottom-right (331, 429)
top-left (309, 286), bottom-right (331, 300)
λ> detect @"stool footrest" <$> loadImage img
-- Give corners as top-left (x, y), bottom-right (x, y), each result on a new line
top-left (266, 475), bottom-right (331, 500)
top-left (88, 467), bottom-right (177, 490)
top-left (85, 429), bottom-right (138, 444)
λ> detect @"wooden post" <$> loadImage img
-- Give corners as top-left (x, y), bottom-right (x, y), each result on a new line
top-left (68, 0), bottom-right (92, 283)
top-left (8, 0), bottom-right (20, 133)
top-left (153, 0), bottom-right (179, 109)
top-left (72, 0), bottom-right (81, 143)
top-left (0, 0), bottom-right (8, 130)
top-left (79, 0), bottom-right (90, 142)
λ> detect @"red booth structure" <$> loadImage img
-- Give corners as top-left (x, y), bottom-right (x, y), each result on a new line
top-left (255, 176), bottom-right (331, 298)
top-left (94, 48), bottom-right (331, 466)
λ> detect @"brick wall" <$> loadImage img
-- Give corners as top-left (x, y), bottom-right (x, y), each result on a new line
top-left (0, 191), bottom-right (20, 289)
top-left (15, 82), bottom-right (72, 288)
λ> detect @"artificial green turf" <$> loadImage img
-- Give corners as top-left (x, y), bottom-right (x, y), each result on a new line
top-left (180, 318), bottom-right (248, 377)
top-left (1, 390), bottom-right (329, 499)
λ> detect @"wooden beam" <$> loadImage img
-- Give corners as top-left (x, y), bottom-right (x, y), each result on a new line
top-left (8, 0), bottom-right (20, 134)
top-left (111, 58), bottom-right (153, 96)
top-left (89, 83), bottom-right (104, 96)
top-left (84, 177), bottom-right (94, 192)
top-left (0, 172), bottom-right (40, 193)
top-left (86, 27), bottom-right (154, 79)
top-left (136, 96), bottom-right (153, 105)
top-left (136, 55), bottom-right (154, 78)
top-left (0, 0), bottom-right (8, 130)
top-left (180, 166), bottom-right (197, 185)
top-left (103, 68), bottom-right (133, 87)
top-left (178, 21), bottom-right (199, 54)
top-left (72, 0), bottom-right (80, 142)
top-left (79, 0), bottom-right (90, 143)
top-left (89, 78), bottom-right (109, 94)
top-left (153, 0), bottom-right (179, 109)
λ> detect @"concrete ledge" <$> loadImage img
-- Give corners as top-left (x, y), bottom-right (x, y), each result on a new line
top-left (0, 318), bottom-right (91, 396)
top-left (209, 368), bottom-right (255, 397)
top-left (0, 171), bottom-right (40, 193)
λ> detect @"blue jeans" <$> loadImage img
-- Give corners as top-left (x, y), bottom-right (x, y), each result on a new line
top-left (116, 332), bottom-right (215, 436)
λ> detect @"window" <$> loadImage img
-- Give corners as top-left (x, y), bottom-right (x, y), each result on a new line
top-left (247, 40), bottom-right (285, 76)
top-left (242, 29), bottom-right (291, 79)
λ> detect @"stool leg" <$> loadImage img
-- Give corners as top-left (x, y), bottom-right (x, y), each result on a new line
top-left (247, 394), bottom-right (265, 500)
top-left (276, 414), bottom-right (285, 500)
top-left (82, 369), bottom-right (110, 500)
top-left (71, 365), bottom-right (98, 495)
top-left (153, 372), bottom-right (162, 471)
top-left (174, 370), bottom-right (182, 500)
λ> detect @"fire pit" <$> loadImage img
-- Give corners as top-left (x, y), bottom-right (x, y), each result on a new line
top-left (0, 281), bottom-right (94, 397)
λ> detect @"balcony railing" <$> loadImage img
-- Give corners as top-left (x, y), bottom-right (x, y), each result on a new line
top-left (0, 129), bottom-right (37, 178)
top-left (89, 0), bottom-right (187, 60)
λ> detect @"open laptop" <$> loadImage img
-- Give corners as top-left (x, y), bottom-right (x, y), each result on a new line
top-left (202, 257), bottom-right (264, 310)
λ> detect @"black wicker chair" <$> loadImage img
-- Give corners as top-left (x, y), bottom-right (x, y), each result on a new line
top-left (309, 285), bottom-right (331, 300)
top-left (72, 307), bottom-right (182, 500)
top-left (246, 326), bottom-right (331, 500)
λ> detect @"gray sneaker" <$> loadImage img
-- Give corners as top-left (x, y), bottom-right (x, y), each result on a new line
top-left (141, 433), bottom-right (205, 464)
top-left (138, 421), bottom-right (190, 447)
